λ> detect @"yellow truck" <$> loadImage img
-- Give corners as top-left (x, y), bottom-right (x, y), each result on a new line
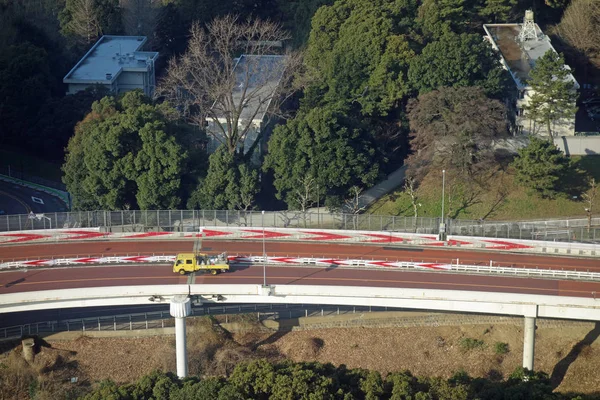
top-left (173, 252), bottom-right (230, 275)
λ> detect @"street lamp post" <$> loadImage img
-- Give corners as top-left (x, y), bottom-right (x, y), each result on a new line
top-left (438, 170), bottom-right (447, 242)
top-left (316, 184), bottom-right (320, 228)
top-left (262, 210), bottom-right (266, 287)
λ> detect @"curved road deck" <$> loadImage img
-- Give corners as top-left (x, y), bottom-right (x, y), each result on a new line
top-left (1, 240), bottom-right (600, 300)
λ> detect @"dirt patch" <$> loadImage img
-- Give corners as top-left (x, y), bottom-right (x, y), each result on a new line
top-left (49, 335), bottom-right (176, 384)
top-left (4, 316), bottom-right (599, 396)
top-left (262, 321), bottom-right (600, 393)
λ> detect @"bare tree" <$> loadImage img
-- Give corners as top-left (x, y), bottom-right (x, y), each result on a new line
top-left (292, 176), bottom-right (316, 227)
top-left (582, 177), bottom-right (598, 232)
top-left (66, 0), bottom-right (102, 45)
top-left (406, 86), bottom-right (507, 183)
top-left (157, 15), bottom-right (301, 156)
top-left (404, 176), bottom-right (420, 231)
top-left (555, 0), bottom-right (600, 69)
top-left (120, 0), bottom-right (161, 39)
top-left (344, 186), bottom-right (366, 230)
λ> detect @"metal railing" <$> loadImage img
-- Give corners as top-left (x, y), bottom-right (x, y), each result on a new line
top-left (0, 304), bottom-right (390, 340)
top-left (1, 209), bottom-right (599, 243)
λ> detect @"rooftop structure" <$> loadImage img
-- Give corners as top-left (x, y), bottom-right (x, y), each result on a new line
top-left (483, 19), bottom-right (579, 91)
top-left (484, 13), bottom-right (579, 138)
top-left (207, 54), bottom-right (287, 161)
top-left (63, 35), bottom-right (159, 97)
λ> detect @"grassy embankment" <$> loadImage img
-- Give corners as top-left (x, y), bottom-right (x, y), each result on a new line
top-left (368, 156), bottom-right (600, 221)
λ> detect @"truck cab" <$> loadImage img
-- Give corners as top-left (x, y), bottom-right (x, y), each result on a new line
top-left (173, 252), bottom-right (230, 275)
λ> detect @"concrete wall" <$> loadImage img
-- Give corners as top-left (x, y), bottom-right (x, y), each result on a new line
top-left (556, 135), bottom-right (600, 155)
top-left (516, 93), bottom-right (576, 137)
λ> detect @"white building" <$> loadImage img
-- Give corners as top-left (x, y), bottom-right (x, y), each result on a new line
top-left (63, 36), bottom-right (158, 97)
top-left (484, 12), bottom-right (579, 137)
top-left (206, 54), bottom-right (287, 163)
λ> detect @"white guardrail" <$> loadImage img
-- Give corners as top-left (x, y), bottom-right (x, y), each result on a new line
top-left (1, 255), bottom-right (599, 282)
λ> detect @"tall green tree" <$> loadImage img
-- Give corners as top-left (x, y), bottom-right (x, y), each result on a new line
top-left (510, 136), bottom-right (571, 198)
top-left (523, 50), bottom-right (578, 142)
top-left (264, 105), bottom-right (379, 209)
top-left (417, 0), bottom-right (472, 38)
top-left (63, 91), bottom-right (189, 210)
top-left (478, 0), bottom-right (518, 22)
top-left (304, 0), bottom-right (418, 117)
top-left (59, 0), bottom-right (121, 46)
top-left (187, 147), bottom-right (259, 212)
top-left (408, 31), bottom-right (509, 98)
top-left (0, 42), bottom-right (53, 146)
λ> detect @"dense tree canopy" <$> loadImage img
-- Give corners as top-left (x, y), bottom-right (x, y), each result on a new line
top-left (264, 105), bottom-right (379, 209)
top-left (62, 91), bottom-right (191, 210)
top-left (58, 0), bottom-right (122, 46)
top-left (407, 86), bottom-right (507, 181)
top-left (304, 0), bottom-right (418, 117)
top-left (510, 136), bottom-right (572, 198)
top-left (187, 147), bottom-right (260, 212)
top-left (408, 31), bottom-right (509, 98)
top-left (0, 42), bottom-right (53, 146)
top-left (80, 360), bottom-right (591, 400)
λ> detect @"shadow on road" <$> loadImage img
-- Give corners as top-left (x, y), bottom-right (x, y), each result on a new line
top-left (551, 322), bottom-right (600, 388)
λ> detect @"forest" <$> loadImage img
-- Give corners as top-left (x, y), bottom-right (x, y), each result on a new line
top-left (0, 0), bottom-right (595, 213)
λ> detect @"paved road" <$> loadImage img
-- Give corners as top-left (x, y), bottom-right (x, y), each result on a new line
top-left (1, 241), bottom-right (599, 298)
top-left (1, 262), bottom-right (599, 299)
top-left (1, 240), bottom-right (597, 271)
top-left (0, 180), bottom-right (68, 216)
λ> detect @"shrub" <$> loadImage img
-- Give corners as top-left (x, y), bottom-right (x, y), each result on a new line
top-left (459, 337), bottom-right (485, 351)
top-left (494, 342), bottom-right (509, 355)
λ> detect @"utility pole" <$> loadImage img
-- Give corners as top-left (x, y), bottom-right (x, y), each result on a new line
top-left (262, 210), bottom-right (266, 287)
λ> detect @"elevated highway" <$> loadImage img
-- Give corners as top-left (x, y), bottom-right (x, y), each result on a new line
top-left (2, 237), bottom-right (600, 374)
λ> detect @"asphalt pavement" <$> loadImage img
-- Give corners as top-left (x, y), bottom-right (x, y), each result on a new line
top-left (0, 180), bottom-right (68, 216)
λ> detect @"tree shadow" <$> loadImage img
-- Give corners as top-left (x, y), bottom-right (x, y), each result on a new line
top-left (550, 322), bottom-right (600, 389)
top-left (448, 189), bottom-right (483, 219)
top-left (480, 188), bottom-right (509, 221)
top-left (250, 328), bottom-right (294, 351)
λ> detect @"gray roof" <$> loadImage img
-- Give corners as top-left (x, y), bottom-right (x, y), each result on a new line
top-left (213, 54), bottom-right (287, 123)
top-left (63, 35), bottom-right (158, 85)
top-left (483, 24), bottom-right (579, 90)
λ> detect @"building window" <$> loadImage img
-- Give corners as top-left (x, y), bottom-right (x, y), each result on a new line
top-left (517, 108), bottom-right (524, 116)
top-left (518, 90), bottom-right (525, 99)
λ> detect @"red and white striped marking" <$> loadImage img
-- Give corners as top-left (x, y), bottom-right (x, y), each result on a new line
top-left (1, 226), bottom-right (569, 254)
top-left (0, 254), bottom-right (450, 271)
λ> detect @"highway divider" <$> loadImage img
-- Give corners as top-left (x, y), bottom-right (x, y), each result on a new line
top-left (1, 254), bottom-right (599, 282)
top-left (0, 227), bottom-right (598, 257)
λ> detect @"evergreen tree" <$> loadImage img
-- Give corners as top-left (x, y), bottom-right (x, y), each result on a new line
top-left (62, 91), bottom-right (189, 210)
top-left (264, 105), bottom-right (379, 210)
top-left (523, 50), bottom-right (578, 142)
top-left (510, 136), bottom-right (571, 198)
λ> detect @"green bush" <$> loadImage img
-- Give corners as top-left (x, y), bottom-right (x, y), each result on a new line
top-left (494, 342), bottom-right (509, 355)
top-left (458, 337), bottom-right (485, 351)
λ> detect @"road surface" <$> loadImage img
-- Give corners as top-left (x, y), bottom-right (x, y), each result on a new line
top-left (0, 180), bottom-right (68, 216)
top-left (1, 240), bottom-right (598, 271)
top-left (1, 241), bottom-right (599, 299)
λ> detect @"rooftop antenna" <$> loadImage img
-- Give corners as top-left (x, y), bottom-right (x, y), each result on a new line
top-left (518, 10), bottom-right (538, 42)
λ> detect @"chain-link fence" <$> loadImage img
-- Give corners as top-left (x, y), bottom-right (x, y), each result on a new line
top-left (1, 209), bottom-right (599, 242)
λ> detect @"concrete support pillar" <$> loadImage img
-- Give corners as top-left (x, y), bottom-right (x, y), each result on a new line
top-left (523, 316), bottom-right (536, 371)
top-left (170, 295), bottom-right (192, 378)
